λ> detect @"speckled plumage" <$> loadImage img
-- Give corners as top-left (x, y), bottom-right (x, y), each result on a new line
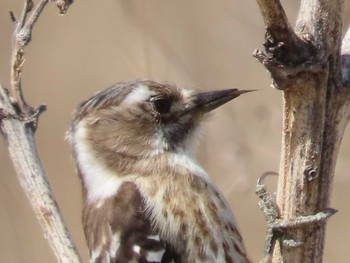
top-left (67, 80), bottom-right (251, 263)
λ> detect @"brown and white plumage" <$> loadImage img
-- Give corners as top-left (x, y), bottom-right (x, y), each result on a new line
top-left (67, 80), bottom-right (251, 263)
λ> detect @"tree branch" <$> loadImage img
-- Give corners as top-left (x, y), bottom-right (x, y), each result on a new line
top-left (255, 0), bottom-right (348, 262)
top-left (10, 0), bottom-right (49, 115)
top-left (0, 1), bottom-right (82, 262)
top-left (0, 84), bottom-right (82, 263)
top-left (254, 0), bottom-right (318, 91)
top-left (18, 0), bottom-right (33, 28)
top-left (255, 0), bottom-right (314, 65)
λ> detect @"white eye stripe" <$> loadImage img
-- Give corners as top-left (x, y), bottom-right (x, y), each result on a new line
top-left (123, 84), bottom-right (155, 105)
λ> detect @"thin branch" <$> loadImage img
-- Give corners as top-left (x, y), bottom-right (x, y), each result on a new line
top-left (0, 1), bottom-right (82, 262)
top-left (10, 0), bottom-right (49, 115)
top-left (23, 0), bottom-right (49, 36)
top-left (19, 0), bottom-right (34, 28)
top-left (256, 0), bottom-right (292, 34)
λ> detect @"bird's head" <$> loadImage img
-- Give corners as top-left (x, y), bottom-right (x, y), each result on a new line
top-left (68, 80), bottom-right (250, 160)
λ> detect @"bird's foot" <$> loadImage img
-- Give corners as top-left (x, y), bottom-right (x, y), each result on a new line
top-left (256, 171), bottom-right (337, 260)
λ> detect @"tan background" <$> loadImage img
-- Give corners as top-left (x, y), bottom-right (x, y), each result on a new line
top-left (1, 1), bottom-right (350, 262)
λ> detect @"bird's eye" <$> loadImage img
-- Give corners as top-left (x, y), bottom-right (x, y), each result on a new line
top-left (150, 97), bottom-right (172, 114)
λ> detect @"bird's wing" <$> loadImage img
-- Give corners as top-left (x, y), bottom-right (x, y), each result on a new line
top-left (83, 181), bottom-right (180, 263)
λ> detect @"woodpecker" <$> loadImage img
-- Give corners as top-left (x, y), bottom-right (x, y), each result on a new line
top-left (67, 80), bottom-right (252, 263)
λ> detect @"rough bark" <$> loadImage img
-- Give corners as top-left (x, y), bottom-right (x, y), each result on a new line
top-left (0, 1), bottom-right (82, 262)
top-left (255, 0), bottom-right (350, 262)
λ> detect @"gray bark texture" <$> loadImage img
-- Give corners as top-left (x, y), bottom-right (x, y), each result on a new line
top-left (255, 0), bottom-right (350, 262)
top-left (0, 1), bottom-right (82, 262)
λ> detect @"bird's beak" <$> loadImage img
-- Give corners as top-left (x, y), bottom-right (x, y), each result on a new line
top-left (191, 89), bottom-right (254, 114)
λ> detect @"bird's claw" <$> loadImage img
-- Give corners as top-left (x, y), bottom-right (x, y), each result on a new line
top-left (256, 171), bottom-right (337, 258)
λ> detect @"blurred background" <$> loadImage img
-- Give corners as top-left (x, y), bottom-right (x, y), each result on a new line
top-left (0, 1), bottom-right (350, 262)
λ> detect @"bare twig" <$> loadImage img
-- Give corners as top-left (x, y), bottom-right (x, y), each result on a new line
top-left (24, 0), bottom-right (49, 35)
top-left (10, 0), bottom-right (50, 115)
top-left (256, 0), bottom-right (289, 29)
top-left (0, 1), bottom-right (82, 262)
top-left (19, 0), bottom-right (34, 28)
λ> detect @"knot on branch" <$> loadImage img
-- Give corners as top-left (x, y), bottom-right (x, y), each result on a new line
top-left (263, 30), bottom-right (316, 65)
top-left (253, 47), bottom-right (325, 90)
top-left (24, 104), bottom-right (47, 131)
top-left (17, 28), bottom-right (32, 46)
top-left (304, 167), bottom-right (319, 182)
top-left (0, 84), bottom-right (46, 132)
top-left (0, 101), bottom-right (47, 132)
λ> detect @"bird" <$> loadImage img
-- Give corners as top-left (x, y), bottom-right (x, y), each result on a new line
top-left (67, 79), bottom-right (252, 263)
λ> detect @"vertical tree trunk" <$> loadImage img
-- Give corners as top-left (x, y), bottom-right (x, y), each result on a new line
top-left (255, 0), bottom-right (350, 262)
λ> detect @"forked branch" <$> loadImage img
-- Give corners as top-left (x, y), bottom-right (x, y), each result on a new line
top-left (255, 0), bottom-right (313, 66)
top-left (0, 1), bottom-right (81, 262)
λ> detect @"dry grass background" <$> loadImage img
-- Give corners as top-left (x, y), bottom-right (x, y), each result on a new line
top-left (0, 1), bottom-right (350, 262)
